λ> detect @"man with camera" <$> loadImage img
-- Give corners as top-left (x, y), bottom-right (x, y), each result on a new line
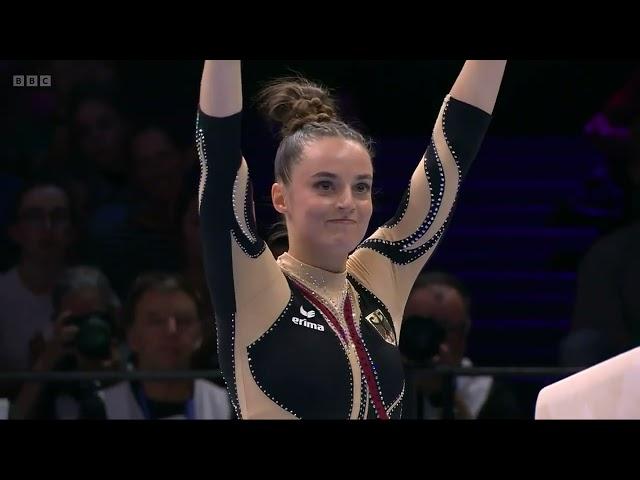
top-left (400, 272), bottom-right (520, 419)
top-left (10, 266), bottom-right (123, 419)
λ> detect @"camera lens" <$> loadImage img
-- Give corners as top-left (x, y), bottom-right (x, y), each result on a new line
top-left (399, 315), bottom-right (446, 363)
top-left (74, 313), bottom-right (112, 359)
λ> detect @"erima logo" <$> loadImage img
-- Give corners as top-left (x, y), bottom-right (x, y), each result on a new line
top-left (300, 306), bottom-right (315, 318)
top-left (292, 306), bottom-right (324, 331)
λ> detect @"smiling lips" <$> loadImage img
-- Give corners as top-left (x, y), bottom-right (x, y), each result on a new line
top-left (327, 219), bottom-right (357, 224)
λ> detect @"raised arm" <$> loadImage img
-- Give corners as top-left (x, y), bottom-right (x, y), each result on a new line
top-left (348, 60), bottom-right (506, 337)
top-left (449, 60), bottom-right (506, 114)
top-left (196, 61), bottom-right (292, 417)
top-left (199, 60), bottom-right (242, 117)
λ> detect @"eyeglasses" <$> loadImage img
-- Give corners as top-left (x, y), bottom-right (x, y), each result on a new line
top-left (18, 208), bottom-right (71, 228)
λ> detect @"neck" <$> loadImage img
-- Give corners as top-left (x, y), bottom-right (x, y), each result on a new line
top-left (278, 252), bottom-right (349, 314)
top-left (141, 380), bottom-right (193, 403)
top-left (18, 258), bottom-right (64, 295)
top-left (287, 245), bottom-right (347, 273)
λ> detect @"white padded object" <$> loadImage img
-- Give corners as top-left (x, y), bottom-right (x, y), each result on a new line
top-left (535, 347), bottom-right (640, 419)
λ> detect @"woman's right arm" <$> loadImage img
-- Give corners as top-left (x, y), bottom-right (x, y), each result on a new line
top-left (196, 61), bottom-right (291, 416)
top-left (199, 60), bottom-right (242, 117)
top-left (197, 60), bottom-right (283, 316)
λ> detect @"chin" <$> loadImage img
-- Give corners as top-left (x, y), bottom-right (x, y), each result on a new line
top-left (325, 236), bottom-right (362, 255)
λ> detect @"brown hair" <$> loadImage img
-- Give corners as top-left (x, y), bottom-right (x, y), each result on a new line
top-left (257, 76), bottom-right (373, 185)
top-left (122, 272), bottom-right (204, 332)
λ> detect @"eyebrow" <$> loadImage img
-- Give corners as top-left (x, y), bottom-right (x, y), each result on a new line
top-left (311, 172), bottom-right (373, 180)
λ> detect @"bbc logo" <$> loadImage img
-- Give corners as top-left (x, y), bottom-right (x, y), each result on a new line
top-left (12, 75), bottom-right (52, 87)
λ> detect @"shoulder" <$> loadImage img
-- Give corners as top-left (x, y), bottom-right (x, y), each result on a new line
top-left (0, 268), bottom-right (19, 300)
top-left (582, 222), bottom-right (640, 267)
top-left (0, 268), bottom-right (17, 286)
top-left (100, 381), bottom-right (133, 401)
top-left (195, 379), bottom-right (229, 400)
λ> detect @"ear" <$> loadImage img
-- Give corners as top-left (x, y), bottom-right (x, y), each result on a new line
top-left (271, 182), bottom-right (288, 214)
top-left (193, 321), bottom-right (203, 350)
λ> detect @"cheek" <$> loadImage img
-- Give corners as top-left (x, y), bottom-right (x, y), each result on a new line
top-left (185, 326), bottom-right (202, 347)
top-left (289, 192), bottom-right (327, 223)
top-left (306, 202), bottom-right (332, 221)
top-left (357, 198), bottom-right (373, 222)
top-left (362, 200), bottom-right (373, 217)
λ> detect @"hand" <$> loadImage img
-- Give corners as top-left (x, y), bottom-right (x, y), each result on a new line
top-left (31, 311), bottom-right (78, 372)
top-left (76, 342), bottom-right (122, 372)
top-left (453, 392), bottom-right (473, 419)
top-left (432, 343), bottom-right (457, 367)
top-left (420, 343), bottom-right (458, 395)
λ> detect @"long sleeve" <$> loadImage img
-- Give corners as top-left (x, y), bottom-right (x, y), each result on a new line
top-left (196, 109), bottom-right (291, 417)
top-left (347, 94), bottom-right (492, 336)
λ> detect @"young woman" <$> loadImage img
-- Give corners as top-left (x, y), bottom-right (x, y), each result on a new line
top-left (196, 60), bottom-right (506, 419)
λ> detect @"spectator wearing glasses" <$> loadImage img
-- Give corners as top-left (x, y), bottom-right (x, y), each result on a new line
top-left (0, 178), bottom-right (77, 398)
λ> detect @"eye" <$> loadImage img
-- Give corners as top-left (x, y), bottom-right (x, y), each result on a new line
top-left (176, 315), bottom-right (197, 327)
top-left (354, 182), bottom-right (371, 194)
top-left (314, 181), bottom-right (333, 192)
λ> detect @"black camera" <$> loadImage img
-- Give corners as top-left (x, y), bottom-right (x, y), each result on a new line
top-left (399, 315), bottom-right (446, 364)
top-left (64, 311), bottom-right (113, 360)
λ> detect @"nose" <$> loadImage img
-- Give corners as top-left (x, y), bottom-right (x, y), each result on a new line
top-left (167, 316), bottom-right (178, 334)
top-left (336, 188), bottom-right (355, 211)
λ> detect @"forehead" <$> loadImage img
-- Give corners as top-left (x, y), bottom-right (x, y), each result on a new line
top-left (75, 99), bottom-right (117, 123)
top-left (294, 137), bottom-right (372, 179)
top-left (404, 285), bottom-right (467, 326)
top-left (135, 288), bottom-right (197, 315)
top-left (19, 186), bottom-right (69, 211)
top-left (132, 128), bottom-right (175, 154)
top-left (61, 287), bottom-right (106, 314)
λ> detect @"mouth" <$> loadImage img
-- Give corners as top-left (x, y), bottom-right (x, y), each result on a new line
top-left (327, 219), bottom-right (357, 224)
top-left (160, 346), bottom-right (182, 357)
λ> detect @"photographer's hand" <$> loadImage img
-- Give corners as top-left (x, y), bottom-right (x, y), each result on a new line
top-left (76, 342), bottom-right (121, 372)
top-left (33, 311), bottom-right (79, 372)
top-left (432, 343), bottom-right (456, 367)
top-left (433, 343), bottom-right (474, 419)
top-left (10, 312), bottom-right (78, 419)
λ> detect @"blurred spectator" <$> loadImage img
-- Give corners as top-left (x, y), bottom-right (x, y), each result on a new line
top-left (560, 67), bottom-right (640, 366)
top-left (400, 272), bottom-right (521, 419)
top-left (99, 272), bottom-right (231, 419)
top-left (556, 66), bottom-right (640, 235)
top-left (0, 178), bottom-right (77, 397)
top-left (176, 187), bottom-right (220, 374)
top-left (86, 121), bottom-right (190, 298)
top-left (10, 266), bottom-right (123, 419)
top-left (560, 220), bottom-right (640, 366)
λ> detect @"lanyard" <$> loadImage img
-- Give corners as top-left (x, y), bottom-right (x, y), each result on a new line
top-left (290, 278), bottom-right (389, 419)
top-left (133, 382), bottom-right (196, 420)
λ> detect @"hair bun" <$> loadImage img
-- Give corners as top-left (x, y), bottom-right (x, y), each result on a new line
top-left (258, 77), bottom-right (339, 137)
